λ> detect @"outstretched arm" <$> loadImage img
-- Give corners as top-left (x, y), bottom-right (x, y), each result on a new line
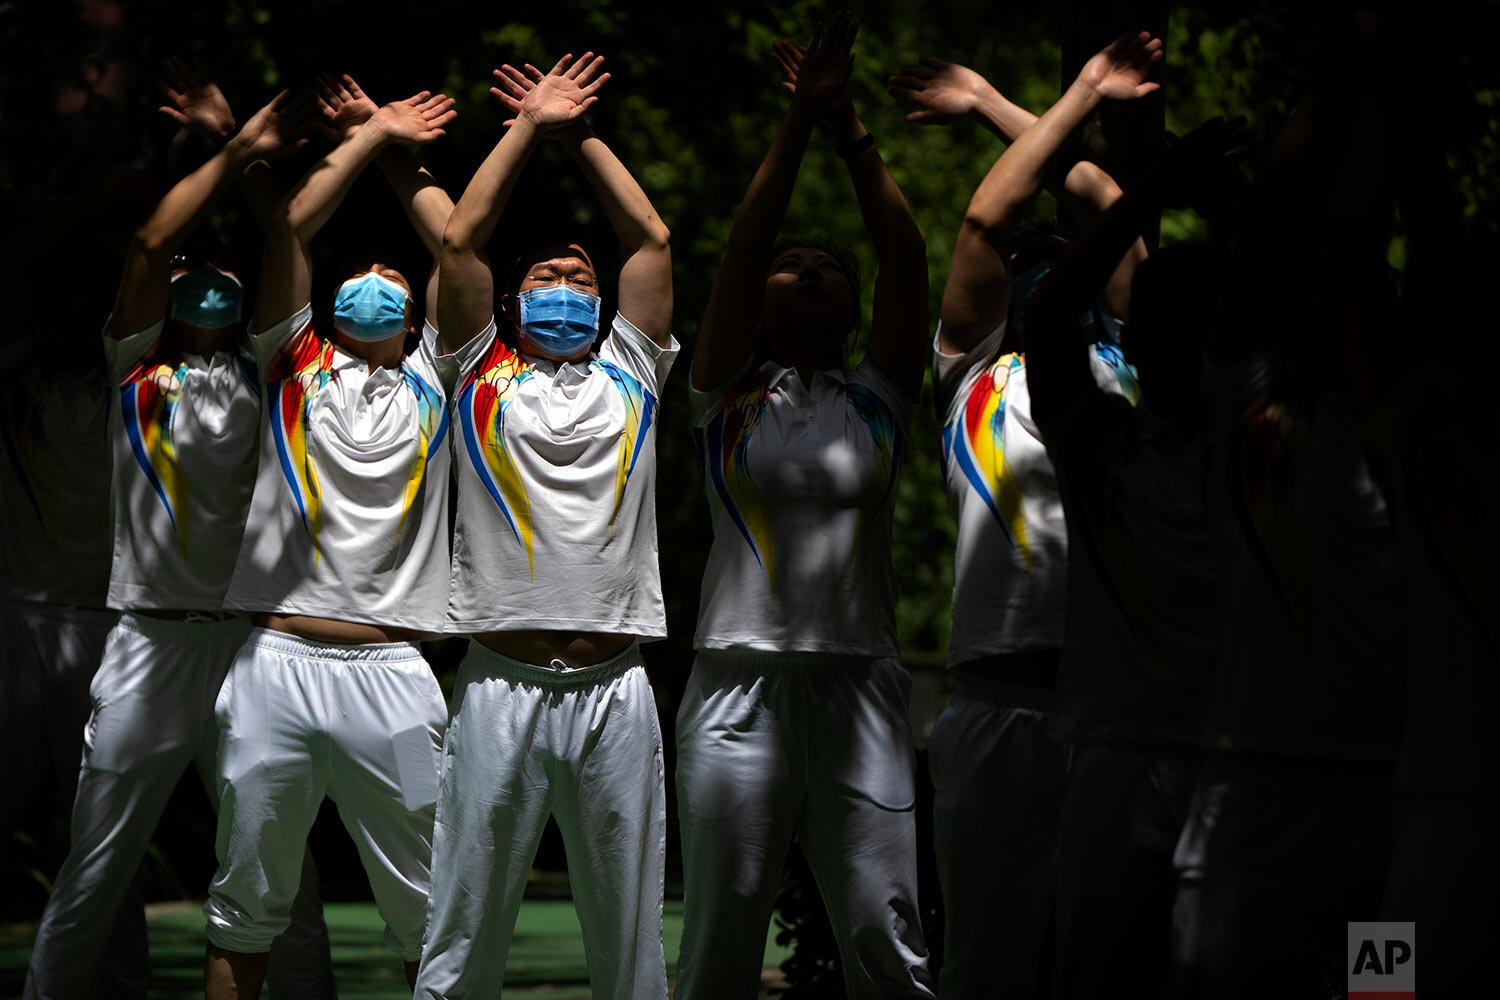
top-left (915, 34), bottom-right (1161, 355)
top-left (692, 13), bottom-right (858, 391)
top-left (439, 54), bottom-right (607, 353)
top-left (112, 89), bottom-right (319, 338)
top-left (258, 91), bottom-right (455, 330)
top-left (774, 35), bottom-right (927, 400)
top-left (488, 56), bottom-right (671, 347)
top-left (317, 74), bottom-right (456, 321)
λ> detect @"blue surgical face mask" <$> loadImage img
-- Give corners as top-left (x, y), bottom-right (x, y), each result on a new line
top-left (333, 272), bottom-right (411, 342)
top-left (518, 284), bottom-right (600, 356)
top-left (170, 266), bottom-right (243, 329)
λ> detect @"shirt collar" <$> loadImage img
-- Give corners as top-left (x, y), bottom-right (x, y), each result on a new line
top-left (759, 359), bottom-right (849, 390)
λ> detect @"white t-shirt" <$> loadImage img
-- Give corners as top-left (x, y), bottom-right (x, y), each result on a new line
top-left (0, 346), bottom-right (113, 607)
top-left (692, 358), bottom-right (912, 656)
top-left (102, 319), bottom-right (261, 611)
top-left (225, 304), bottom-right (451, 632)
top-left (444, 313), bottom-right (678, 635)
top-left (935, 319), bottom-right (1138, 665)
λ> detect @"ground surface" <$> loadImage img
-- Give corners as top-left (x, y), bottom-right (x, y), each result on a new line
top-left (0, 899), bottom-right (793, 999)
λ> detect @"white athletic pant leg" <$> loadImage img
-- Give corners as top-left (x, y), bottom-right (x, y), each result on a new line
top-left (207, 629), bottom-right (443, 960)
top-left (23, 614), bottom-right (247, 1000)
top-left (798, 657), bottom-right (935, 1000)
top-left (415, 643), bottom-right (556, 999)
top-left (323, 645), bottom-right (445, 960)
top-left (180, 657), bottom-right (335, 999)
top-left (205, 632), bottom-right (332, 955)
top-left (674, 655), bottom-right (802, 1000)
top-left (548, 654), bottom-right (667, 1000)
top-left (928, 682), bottom-right (1068, 1000)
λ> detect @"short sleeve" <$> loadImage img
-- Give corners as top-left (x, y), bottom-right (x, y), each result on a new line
top-left (852, 357), bottom-right (915, 433)
top-left (932, 319), bottom-right (1006, 422)
top-left (423, 319), bottom-right (460, 395)
top-left (689, 357), bottom-right (757, 427)
top-left (249, 303), bottom-right (315, 376)
top-left (599, 312), bottom-right (679, 395)
top-left (448, 317), bottom-right (501, 384)
top-left (102, 315), bottom-right (165, 386)
top-left (405, 326), bottom-right (448, 399)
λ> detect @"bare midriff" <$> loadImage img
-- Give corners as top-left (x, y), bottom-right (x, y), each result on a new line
top-left (253, 612), bottom-right (425, 645)
top-left (474, 629), bottom-right (635, 668)
top-left (954, 648), bottom-right (1062, 691)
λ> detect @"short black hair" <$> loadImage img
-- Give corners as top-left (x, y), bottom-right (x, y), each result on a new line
top-left (506, 240), bottom-right (597, 297)
top-left (1004, 218), bottom-right (1069, 276)
top-left (771, 235), bottom-right (862, 332)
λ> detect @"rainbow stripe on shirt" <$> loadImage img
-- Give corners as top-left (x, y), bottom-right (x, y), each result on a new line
top-left (119, 360), bottom-right (192, 550)
top-left (595, 359), bottom-right (658, 529)
top-left (694, 367), bottom-right (777, 591)
top-left (457, 338), bottom-right (536, 577)
top-left (846, 381), bottom-right (904, 558)
top-left (266, 328), bottom-right (336, 557)
top-left (942, 352), bottom-right (1032, 570)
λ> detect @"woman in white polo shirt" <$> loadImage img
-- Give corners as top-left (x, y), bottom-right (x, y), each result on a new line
top-left (202, 83), bottom-right (457, 999)
top-left (675, 15), bottom-right (934, 1000)
top-left (413, 52), bottom-right (676, 1000)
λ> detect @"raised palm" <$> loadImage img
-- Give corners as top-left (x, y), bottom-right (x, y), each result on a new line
top-left (889, 58), bottom-right (993, 125)
top-left (371, 92), bottom-right (458, 146)
top-left (491, 52), bottom-right (610, 130)
top-left (787, 11), bottom-right (858, 115)
top-left (153, 56), bottom-right (235, 140)
top-left (237, 89), bottom-right (321, 159)
top-left (315, 73), bottom-right (379, 141)
top-left (1079, 30), bottom-right (1164, 101)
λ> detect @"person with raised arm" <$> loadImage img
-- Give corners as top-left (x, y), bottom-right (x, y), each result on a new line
top-left (412, 50), bottom-right (677, 1000)
top-left (202, 83), bottom-right (457, 999)
top-left (888, 37), bottom-right (1157, 999)
top-left (1020, 113), bottom-right (1246, 999)
top-left (22, 76), bottom-right (339, 1000)
top-left (676, 13), bottom-right (933, 1000)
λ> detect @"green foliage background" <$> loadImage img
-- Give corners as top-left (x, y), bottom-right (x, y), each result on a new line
top-left (1, 0), bottom-right (1495, 914)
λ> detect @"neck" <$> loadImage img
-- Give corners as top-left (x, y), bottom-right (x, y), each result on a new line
top-left (334, 332), bottom-right (406, 370)
top-left (165, 320), bottom-right (236, 359)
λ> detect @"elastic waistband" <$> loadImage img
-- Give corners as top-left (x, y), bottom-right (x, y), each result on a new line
top-left (695, 649), bottom-right (891, 672)
top-left (242, 626), bottom-right (422, 663)
top-left (117, 611), bottom-right (251, 639)
top-left (464, 639), bottom-right (643, 687)
top-left (952, 672), bottom-right (1055, 712)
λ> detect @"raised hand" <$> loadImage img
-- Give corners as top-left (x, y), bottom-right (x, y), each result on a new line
top-left (153, 56), bottom-right (235, 140)
top-left (490, 52), bottom-right (609, 130)
top-left (888, 58), bottom-right (995, 126)
top-left (786, 11), bottom-right (858, 116)
top-left (370, 91), bottom-right (458, 146)
top-left (315, 73), bottom-right (379, 142)
top-left (232, 89), bottom-right (322, 159)
top-left (1078, 30), bottom-right (1164, 101)
top-left (771, 41), bottom-right (856, 128)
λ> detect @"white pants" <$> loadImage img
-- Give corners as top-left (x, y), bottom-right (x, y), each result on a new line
top-left (205, 627), bottom-right (445, 960)
top-left (675, 652), bottom-right (935, 1000)
top-left (414, 640), bottom-right (667, 1000)
top-left (928, 677), bottom-right (1068, 1000)
top-left (23, 613), bottom-right (334, 1000)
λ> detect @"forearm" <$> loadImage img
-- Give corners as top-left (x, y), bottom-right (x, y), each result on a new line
top-left (561, 126), bottom-right (669, 251)
top-left (694, 103), bottom-right (818, 386)
top-left (376, 148), bottom-right (453, 259)
top-left (971, 87), bottom-right (1036, 143)
top-left (134, 139), bottom-right (253, 256)
top-left (443, 118), bottom-right (542, 253)
top-left (284, 122), bottom-right (388, 244)
top-left (831, 108), bottom-right (925, 264)
top-left (965, 80), bottom-right (1100, 238)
